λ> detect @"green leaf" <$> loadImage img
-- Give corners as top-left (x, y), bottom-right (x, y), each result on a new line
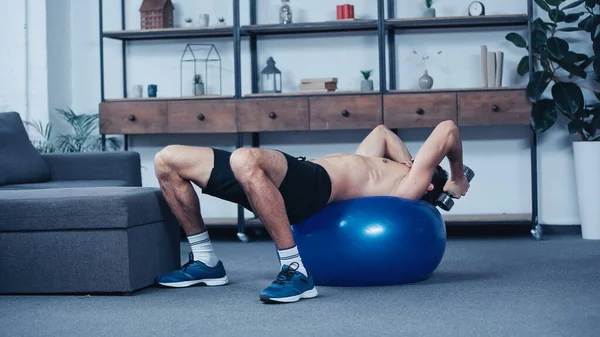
top-left (594, 57), bottom-right (600, 79)
top-left (580, 15), bottom-right (600, 32)
top-left (527, 71), bottom-right (553, 101)
top-left (530, 99), bottom-right (558, 132)
top-left (556, 58), bottom-right (588, 78)
top-left (518, 56), bottom-right (531, 76)
top-left (594, 35), bottom-right (600, 55)
top-left (563, 51), bottom-right (588, 63)
top-left (558, 27), bottom-right (582, 31)
top-left (532, 30), bottom-right (548, 49)
top-left (585, 0), bottom-right (595, 6)
top-left (563, 0), bottom-right (586, 9)
top-left (533, 18), bottom-right (549, 32)
top-left (535, 0), bottom-right (552, 12)
top-left (565, 12), bottom-right (585, 23)
top-left (506, 33), bottom-right (527, 48)
top-left (547, 37), bottom-right (570, 59)
top-left (568, 119), bottom-right (586, 134)
top-left (549, 9), bottom-right (567, 22)
top-left (552, 82), bottom-right (585, 115)
top-left (546, 0), bottom-right (565, 6)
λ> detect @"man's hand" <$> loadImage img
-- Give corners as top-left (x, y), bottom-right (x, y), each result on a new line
top-left (443, 176), bottom-right (470, 199)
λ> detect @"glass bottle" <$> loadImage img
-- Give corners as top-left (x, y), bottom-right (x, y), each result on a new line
top-left (280, 0), bottom-right (292, 24)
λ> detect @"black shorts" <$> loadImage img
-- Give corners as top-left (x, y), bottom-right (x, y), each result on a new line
top-left (203, 148), bottom-right (332, 224)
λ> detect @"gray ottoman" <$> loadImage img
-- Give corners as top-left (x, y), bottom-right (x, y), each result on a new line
top-left (0, 187), bottom-right (180, 294)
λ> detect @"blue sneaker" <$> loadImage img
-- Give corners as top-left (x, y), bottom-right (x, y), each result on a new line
top-left (156, 253), bottom-right (228, 288)
top-left (259, 263), bottom-right (318, 303)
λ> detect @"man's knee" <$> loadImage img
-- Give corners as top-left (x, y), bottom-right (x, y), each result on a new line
top-left (229, 148), bottom-right (262, 177)
top-left (154, 145), bottom-right (181, 179)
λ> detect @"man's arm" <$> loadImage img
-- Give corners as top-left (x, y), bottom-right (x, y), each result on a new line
top-left (398, 120), bottom-right (467, 199)
top-left (355, 125), bottom-right (413, 163)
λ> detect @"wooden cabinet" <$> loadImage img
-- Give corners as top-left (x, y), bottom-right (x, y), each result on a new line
top-left (99, 101), bottom-right (167, 134)
top-left (167, 100), bottom-right (237, 133)
top-left (384, 93), bottom-right (457, 128)
top-left (236, 98), bottom-right (309, 132)
top-left (309, 95), bottom-right (381, 130)
top-left (457, 90), bottom-right (531, 126)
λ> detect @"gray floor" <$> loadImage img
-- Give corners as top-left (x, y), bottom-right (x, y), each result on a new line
top-left (1, 236), bottom-right (599, 337)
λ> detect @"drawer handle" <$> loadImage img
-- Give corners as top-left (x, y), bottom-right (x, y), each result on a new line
top-left (341, 110), bottom-right (350, 117)
top-left (127, 114), bottom-right (136, 122)
top-left (416, 108), bottom-right (425, 115)
top-left (268, 111), bottom-right (277, 119)
top-left (197, 113), bottom-right (205, 121)
top-left (491, 104), bottom-right (500, 112)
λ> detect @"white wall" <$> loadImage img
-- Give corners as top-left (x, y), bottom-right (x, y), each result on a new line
top-left (46, 0), bottom-right (72, 134)
top-left (51, 0), bottom-right (595, 224)
top-left (0, 0), bottom-right (50, 130)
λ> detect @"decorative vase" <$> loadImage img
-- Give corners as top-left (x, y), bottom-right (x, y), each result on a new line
top-left (361, 80), bottom-right (374, 91)
top-left (419, 71), bottom-right (433, 89)
top-left (573, 141), bottom-right (600, 240)
top-left (198, 14), bottom-right (209, 27)
top-left (194, 82), bottom-right (205, 96)
top-left (148, 84), bottom-right (157, 97)
top-left (423, 8), bottom-right (436, 17)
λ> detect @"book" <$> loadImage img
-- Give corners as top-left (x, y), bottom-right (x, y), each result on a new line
top-left (495, 51), bottom-right (504, 87)
top-left (481, 45), bottom-right (488, 88)
top-left (300, 77), bottom-right (338, 84)
top-left (300, 82), bottom-right (337, 90)
top-left (487, 52), bottom-right (496, 88)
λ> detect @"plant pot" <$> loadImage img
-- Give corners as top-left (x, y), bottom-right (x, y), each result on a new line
top-left (423, 8), bottom-right (436, 17)
top-left (419, 70), bottom-right (434, 89)
top-left (194, 82), bottom-right (205, 96)
top-left (361, 79), bottom-right (374, 91)
top-left (573, 141), bottom-right (600, 240)
top-left (217, 21), bottom-right (227, 26)
top-left (183, 21), bottom-right (194, 28)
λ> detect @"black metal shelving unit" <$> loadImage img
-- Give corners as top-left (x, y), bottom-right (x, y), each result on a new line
top-left (99, 0), bottom-right (540, 241)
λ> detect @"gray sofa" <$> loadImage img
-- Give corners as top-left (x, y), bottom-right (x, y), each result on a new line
top-left (0, 112), bottom-right (180, 294)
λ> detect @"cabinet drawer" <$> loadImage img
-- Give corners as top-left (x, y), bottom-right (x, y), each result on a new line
top-left (457, 91), bottom-right (531, 126)
top-left (167, 100), bottom-right (237, 133)
top-left (236, 98), bottom-right (309, 132)
top-left (384, 93), bottom-right (457, 128)
top-left (309, 95), bottom-right (381, 130)
top-left (99, 101), bottom-right (167, 134)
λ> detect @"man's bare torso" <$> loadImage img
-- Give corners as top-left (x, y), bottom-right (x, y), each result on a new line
top-left (310, 153), bottom-right (410, 203)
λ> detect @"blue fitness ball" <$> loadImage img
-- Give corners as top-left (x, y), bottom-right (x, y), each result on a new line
top-left (291, 196), bottom-right (446, 286)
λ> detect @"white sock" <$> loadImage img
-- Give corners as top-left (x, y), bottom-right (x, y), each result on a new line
top-left (278, 246), bottom-right (308, 276)
top-left (188, 232), bottom-right (219, 267)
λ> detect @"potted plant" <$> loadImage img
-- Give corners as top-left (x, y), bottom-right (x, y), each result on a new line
top-left (424, 0), bottom-right (436, 17)
top-left (194, 74), bottom-right (205, 96)
top-left (184, 17), bottom-right (193, 28)
top-left (360, 70), bottom-right (374, 91)
top-left (217, 17), bottom-right (226, 26)
top-left (505, 0), bottom-right (600, 239)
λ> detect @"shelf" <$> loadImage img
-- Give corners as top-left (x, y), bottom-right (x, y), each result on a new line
top-left (387, 15), bottom-right (528, 30)
top-left (203, 213), bottom-right (532, 227)
top-left (244, 90), bottom-right (379, 98)
top-left (102, 26), bottom-right (234, 41)
top-left (104, 95), bottom-right (234, 102)
top-left (387, 86), bottom-right (526, 94)
top-left (241, 20), bottom-right (378, 36)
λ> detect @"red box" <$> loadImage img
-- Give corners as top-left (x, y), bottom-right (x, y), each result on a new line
top-left (336, 4), bottom-right (355, 20)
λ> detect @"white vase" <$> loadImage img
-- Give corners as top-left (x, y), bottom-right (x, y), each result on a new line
top-left (198, 14), bottom-right (209, 27)
top-left (573, 141), bottom-right (600, 240)
top-left (423, 8), bottom-right (436, 17)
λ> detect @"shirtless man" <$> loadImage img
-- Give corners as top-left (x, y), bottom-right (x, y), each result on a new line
top-left (153, 120), bottom-right (470, 304)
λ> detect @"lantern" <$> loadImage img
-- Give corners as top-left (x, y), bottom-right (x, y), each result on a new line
top-left (260, 57), bottom-right (282, 94)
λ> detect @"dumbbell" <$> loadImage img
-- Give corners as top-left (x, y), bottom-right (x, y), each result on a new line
top-left (436, 165), bottom-right (475, 211)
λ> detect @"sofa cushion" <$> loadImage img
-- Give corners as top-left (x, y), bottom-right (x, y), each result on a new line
top-left (0, 187), bottom-right (172, 232)
top-left (0, 180), bottom-right (129, 190)
top-left (0, 112), bottom-right (50, 185)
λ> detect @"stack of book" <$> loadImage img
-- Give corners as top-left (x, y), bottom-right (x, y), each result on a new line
top-left (299, 78), bottom-right (338, 93)
top-left (481, 45), bottom-right (504, 88)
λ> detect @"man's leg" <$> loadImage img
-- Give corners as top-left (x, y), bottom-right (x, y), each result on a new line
top-left (229, 148), bottom-right (317, 303)
top-left (356, 124), bottom-right (413, 164)
top-left (154, 145), bottom-right (227, 287)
